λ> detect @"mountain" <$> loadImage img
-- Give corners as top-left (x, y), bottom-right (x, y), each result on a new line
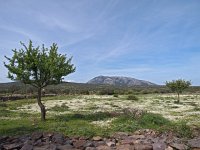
top-left (87, 75), bottom-right (157, 86)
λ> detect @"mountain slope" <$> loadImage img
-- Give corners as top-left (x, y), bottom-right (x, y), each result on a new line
top-left (87, 75), bottom-right (156, 86)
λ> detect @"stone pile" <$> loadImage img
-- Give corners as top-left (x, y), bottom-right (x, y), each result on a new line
top-left (0, 129), bottom-right (200, 150)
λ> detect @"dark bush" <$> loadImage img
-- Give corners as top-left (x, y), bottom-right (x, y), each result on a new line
top-left (113, 94), bottom-right (119, 97)
top-left (127, 95), bottom-right (139, 101)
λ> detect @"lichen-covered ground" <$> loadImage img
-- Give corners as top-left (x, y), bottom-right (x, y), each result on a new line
top-left (15, 94), bottom-right (200, 126)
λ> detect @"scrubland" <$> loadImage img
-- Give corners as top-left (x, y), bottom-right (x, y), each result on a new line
top-left (1, 93), bottom-right (199, 137)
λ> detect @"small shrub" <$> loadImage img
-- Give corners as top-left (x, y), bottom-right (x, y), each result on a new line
top-left (113, 94), bottom-right (118, 98)
top-left (139, 113), bottom-right (171, 128)
top-left (127, 95), bottom-right (139, 101)
top-left (174, 121), bottom-right (192, 137)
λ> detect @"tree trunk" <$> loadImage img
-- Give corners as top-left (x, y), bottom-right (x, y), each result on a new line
top-left (177, 93), bottom-right (180, 103)
top-left (37, 87), bottom-right (46, 121)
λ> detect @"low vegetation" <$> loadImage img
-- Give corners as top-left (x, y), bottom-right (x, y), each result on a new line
top-left (1, 93), bottom-right (199, 138)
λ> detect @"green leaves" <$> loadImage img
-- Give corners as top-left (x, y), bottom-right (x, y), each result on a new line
top-left (166, 79), bottom-right (191, 94)
top-left (4, 40), bottom-right (75, 88)
top-left (166, 79), bottom-right (191, 102)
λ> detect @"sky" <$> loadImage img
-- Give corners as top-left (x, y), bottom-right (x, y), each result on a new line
top-left (0, 0), bottom-right (200, 85)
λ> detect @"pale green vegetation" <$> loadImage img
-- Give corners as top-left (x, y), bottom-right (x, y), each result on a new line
top-left (1, 93), bottom-right (199, 137)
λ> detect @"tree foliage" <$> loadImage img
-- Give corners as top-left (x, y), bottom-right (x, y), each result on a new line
top-left (166, 79), bottom-right (191, 103)
top-left (4, 40), bottom-right (75, 120)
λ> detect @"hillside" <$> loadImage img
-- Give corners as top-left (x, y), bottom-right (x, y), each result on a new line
top-left (87, 75), bottom-right (156, 86)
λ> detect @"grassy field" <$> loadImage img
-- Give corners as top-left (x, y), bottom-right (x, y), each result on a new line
top-left (1, 93), bottom-right (199, 137)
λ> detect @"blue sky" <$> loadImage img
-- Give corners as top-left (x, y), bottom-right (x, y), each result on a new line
top-left (0, 0), bottom-right (200, 85)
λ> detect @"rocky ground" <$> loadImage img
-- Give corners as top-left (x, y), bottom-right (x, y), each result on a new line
top-left (1, 129), bottom-right (200, 150)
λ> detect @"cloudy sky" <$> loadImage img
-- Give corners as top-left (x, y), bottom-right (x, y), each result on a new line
top-left (0, 0), bottom-right (200, 85)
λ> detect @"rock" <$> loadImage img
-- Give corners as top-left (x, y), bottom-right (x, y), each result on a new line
top-left (52, 133), bottom-right (64, 144)
top-left (43, 132), bottom-right (53, 138)
top-left (112, 132), bottom-right (129, 140)
top-left (57, 144), bottom-right (74, 150)
top-left (94, 141), bottom-right (106, 147)
top-left (188, 138), bottom-right (200, 148)
top-left (0, 136), bottom-right (9, 144)
top-left (49, 144), bottom-right (58, 150)
top-left (31, 132), bottom-right (43, 141)
top-left (93, 136), bottom-right (103, 141)
top-left (64, 139), bottom-right (73, 145)
top-left (20, 143), bottom-right (33, 150)
top-left (3, 143), bottom-right (23, 150)
top-left (85, 147), bottom-right (97, 150)
top-left (106, 141), bottom-right (116, 147)
top-left (116, 144), bottom-right (134, 150)
top-left (153, 142), bottom-right (166, 150)
top-left (134, 130), bottom-right (142, 135)
top-left (96, 145), bottom-right (112, 150)
top-left (33, 145), bottom-right (53, 150)
top-left (129, 135), bottom-right (145, 139)
top-left (73, 139), bottom-right (86, 148)
top-left (84, 141), bottom-right (95, 147)
top-left (132, 140), bottom-right (141, 144)
top-left (165, 146), bottom-right (173, 150)
top-left (33, 139), bottom-right (43, 146)
top-left (170, 143), bottom-right (188, 150)
top-left (134, 144), bottom-right (153, 150)
top-left (120, 139), bottom-right (133, 145)
top-left (79, 136), bottom-right (89, 140)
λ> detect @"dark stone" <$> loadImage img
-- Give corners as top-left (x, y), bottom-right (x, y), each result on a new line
top-left (188, 138), bottom-right (200, 148)
top-left (73, 139), bottom-right (86, 148)
top-left (3, 143), bottom-right (23, 150)
top-left (84, 141), bottom-right (95, 147)
top-left (94, 141), bottom-right (106, 147)
top-left (52, 133), bottom-right (64, 144)
top-left (31, 132), bottom-right (43, 141)
top-left (33, 139), bottom-right (43, 146)
top-left (64, 139), bottom-right (73, 145)
top-left (0, 136), bottom-right (9, 143)
top-left (57, 144), bottom-right (74, 150)
top-left (49, 144), bottom-right (57, 150)
top-left (20, 143), bottom-right (33, 150)
top-left (33, 145), bottom-right (51, 150)
top-left (0, 144), bottom-right (3, 150)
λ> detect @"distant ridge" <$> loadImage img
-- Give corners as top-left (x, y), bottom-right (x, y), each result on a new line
top-left (87, 75), bottom-right (157, 86)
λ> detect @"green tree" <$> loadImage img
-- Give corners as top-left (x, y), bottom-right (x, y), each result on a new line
top-left (166, 79), bottom-right (191, 103)
top-left (4, 41), bottom-right (75, 121)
